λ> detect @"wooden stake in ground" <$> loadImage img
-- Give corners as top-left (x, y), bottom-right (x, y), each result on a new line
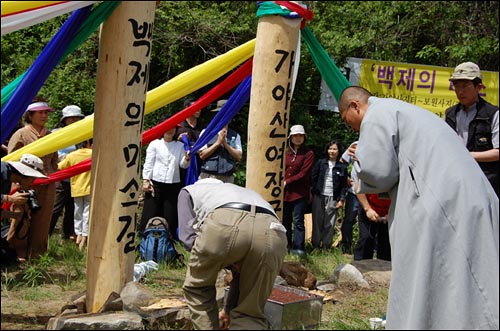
top-left (86, 2), bottom-right (156, 313)
top-left (246, 14), bottom-right (301, 220)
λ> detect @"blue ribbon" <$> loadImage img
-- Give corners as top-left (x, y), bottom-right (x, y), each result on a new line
top-left (185, 75), bottom-right (252, 185)
top-left (1, 6), bottom-right (92, 143)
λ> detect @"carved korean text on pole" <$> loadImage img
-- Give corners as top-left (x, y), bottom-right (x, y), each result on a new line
top-left (127, 18), bottom-right (153, 93)
top-left (124, 102), bottom-right (144, 127)
top-left (123, 143), bottom-right (141, 173)
top-left (116, 16), bottom-right (153, 254)
top-left (265, 49), bottom-right (295, 212)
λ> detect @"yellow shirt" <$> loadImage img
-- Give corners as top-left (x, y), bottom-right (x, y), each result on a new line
top-left (58, 148), bottom-right (92, 197)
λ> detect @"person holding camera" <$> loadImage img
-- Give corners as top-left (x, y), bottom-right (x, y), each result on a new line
top-left (2, 154), bottom-right (47, 206)
top-left (1, 154), bottom-right (48, 263)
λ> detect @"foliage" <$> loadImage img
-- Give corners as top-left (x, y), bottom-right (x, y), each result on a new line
top-left (46, 232), bottom-right (87, 284)
top-left (21, 253), bottom-right (55, 287)
top-left (308, 1), bottom-right (499, 69)
top-left (1, 235), bottom-right (86, 290)
top-left (1, 1), bottom-right (498, 171)
top-left (1, 268), bottom-right (17, 290)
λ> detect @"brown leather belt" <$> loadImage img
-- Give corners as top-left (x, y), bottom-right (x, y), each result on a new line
top-left (217, 202), bottom-right (275, 216)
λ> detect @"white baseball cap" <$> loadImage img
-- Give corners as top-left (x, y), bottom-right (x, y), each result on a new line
top-left (211, 99), bottom-right (227, 112)
top-left (7, 154), bottom-right (47, 178)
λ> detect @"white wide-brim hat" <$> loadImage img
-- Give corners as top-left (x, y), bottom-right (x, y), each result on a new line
top-left (288, 124), bottom-right (306, 138)
top-left (7, 154), bottom-right (47, 178)
top-left (60, 105), bottom-right (85, 123)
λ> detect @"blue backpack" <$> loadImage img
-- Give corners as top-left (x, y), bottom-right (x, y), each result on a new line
top-left (138, 217), bottom-right (184, 266)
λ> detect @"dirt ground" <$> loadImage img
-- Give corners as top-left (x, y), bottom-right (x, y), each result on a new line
top-left (1, 217), bottom-right (389, 330)
top-left (0, 269), bottom-right (389, 330)
top-left (1, 284), bottom-right (83, 330)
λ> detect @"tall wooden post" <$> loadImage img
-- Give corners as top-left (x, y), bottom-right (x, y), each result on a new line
top-left (246, 15), bottom-right (301, 220)
top-left (86, 2), bottom-right (156, 313)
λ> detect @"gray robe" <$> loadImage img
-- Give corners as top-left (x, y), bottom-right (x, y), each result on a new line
top-left (354, 96), bottom-right (499, 330)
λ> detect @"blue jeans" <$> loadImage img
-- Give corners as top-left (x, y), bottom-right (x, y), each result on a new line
top-left (341, 191), bottom-right (359, 253)
top-left (283, 197), bottom-right (308, 251)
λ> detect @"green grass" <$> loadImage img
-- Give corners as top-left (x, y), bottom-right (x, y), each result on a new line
top-left (19, 286), bottom-right (55, 301)
top-left (1, 227), bottom-right (388, 330)
top-left (2, 234), bottom-right (87, 289)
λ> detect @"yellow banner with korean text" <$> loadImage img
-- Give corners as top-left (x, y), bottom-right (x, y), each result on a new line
top-left (359, 59), bottom-right (499, 117)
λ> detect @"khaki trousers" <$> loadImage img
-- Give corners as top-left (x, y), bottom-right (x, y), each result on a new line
top-left (183, 207), bottom-right (287, 330)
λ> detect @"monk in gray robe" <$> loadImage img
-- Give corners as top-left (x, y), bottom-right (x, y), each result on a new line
top-left (339, 86), bottom-right (499, 330)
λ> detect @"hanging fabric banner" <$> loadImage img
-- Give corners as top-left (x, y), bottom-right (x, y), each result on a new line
top-left (319, 57), bottom-right (499, 117)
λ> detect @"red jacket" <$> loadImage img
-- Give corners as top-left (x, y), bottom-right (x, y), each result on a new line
top-left (284, 145), bottom-right (314, 202)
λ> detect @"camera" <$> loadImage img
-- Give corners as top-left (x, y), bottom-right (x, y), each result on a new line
top-left (20, 189), bottom-right (41, 212)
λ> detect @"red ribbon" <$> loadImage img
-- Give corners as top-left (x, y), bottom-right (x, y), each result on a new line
top-left (33, 58), bottom-right (254, 186)
top-left (274, 1), bottom-right (314, 29)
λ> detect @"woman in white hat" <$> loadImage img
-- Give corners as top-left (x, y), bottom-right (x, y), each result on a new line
top-left (49, 105), bottom-right (85, 240)
top-left (283, 124), bottom-right (315, 256)
top-left (7, 96), bottom-right (59, 259)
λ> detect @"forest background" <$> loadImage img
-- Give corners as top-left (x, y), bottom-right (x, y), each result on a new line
top-left (1, 1), bottom-right (499, 184)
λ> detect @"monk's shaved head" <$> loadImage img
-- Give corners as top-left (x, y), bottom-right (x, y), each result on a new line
top-left (339, 86), bottom-right (372, 114)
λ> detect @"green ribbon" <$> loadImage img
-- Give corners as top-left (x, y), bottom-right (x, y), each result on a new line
top-left (1, 1), bottom-right (122, 106)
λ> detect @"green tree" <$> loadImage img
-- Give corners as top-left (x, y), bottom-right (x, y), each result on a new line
top-left (307, 1), bottom-right (498, 69)
top-left (2, 1), bottom-right (498, 162)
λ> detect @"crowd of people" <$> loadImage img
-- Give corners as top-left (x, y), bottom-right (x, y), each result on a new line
top-left (5, 97), bottom-right (59, 260)
top-left (2, 99), bottom-right (95, 259)
top-left (1, 61), bottom-right (498, 329)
